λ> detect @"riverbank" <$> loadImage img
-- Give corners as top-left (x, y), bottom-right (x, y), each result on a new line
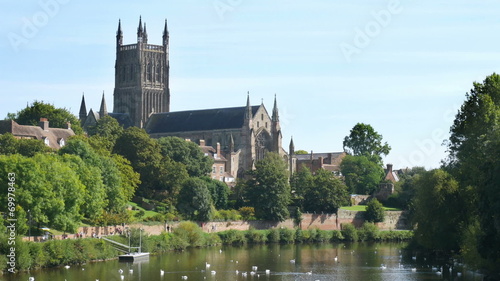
top-left (1, 222), bottom-right (412, 273)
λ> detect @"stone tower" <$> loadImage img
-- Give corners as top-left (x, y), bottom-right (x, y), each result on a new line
top-left (113, 17), bottom-right (170, 128)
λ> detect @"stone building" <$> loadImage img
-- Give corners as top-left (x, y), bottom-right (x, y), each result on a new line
top-left (80, 18), bottom-right (287, 178)
top-left (0, 118), bottom-right (75, 149)
top-left (113, 17), bottom-right (170, 128)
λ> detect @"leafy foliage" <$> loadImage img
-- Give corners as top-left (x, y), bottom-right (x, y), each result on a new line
top-left (340, 155), bottom-right (384, 194)
top-left (244, 152), bottom-right (291, 221)
top-left (343, 123), bottom-right (390, 163)
top-left (303, 169), bottom-right (350, 213)
top-left (364, 198), bottom-right (385, 223)
top-left (9, 100), bottom-right (83, 134)
top-left (177, 178), bottom-right (214, 222)
top-left (157, 137), bottom-right (213, 177)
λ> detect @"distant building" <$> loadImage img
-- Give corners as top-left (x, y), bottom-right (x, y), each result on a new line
top-left (375, 164), bottom-right (400, 201)
top-left (80, 18), bottom-right (287, 178)
top-left (288, 140), bottom-right (346, 175)
top-left (0, 118), bottom-right (74, 149)
top-left (199, 140), bottom-right (238, 185)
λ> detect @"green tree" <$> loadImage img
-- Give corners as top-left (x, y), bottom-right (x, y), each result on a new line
top-left (177, 178), bottom-right (213, 221)
top-left (86, 115), bottom-right (124, 152)
top-left (446, 73), bottom-right (500, 270)
top-left (0, 133), bottom-right (52, 156)
top-left (303, 169), bottom-right (350, 213)
top-left (365, 198), bottom-right (385, 223)
top-left (245, 152), bottom-right (291, 221)
top-left (343, 123), bottom-right (390, 163)
top-left (290, 166), bottom-right (314, 209)
top-left (157, 137), bottom-right (213, 177)
top-left (411, 169), bottom-right (465, 252)
top-left (294, 150), bottom-right (309, 155)
top-left (202, 177), bottom-right (230, 210)
top-left (9, 101), bottom-right (83, 134)
top-left (340, 155), bottom-right (384, 194)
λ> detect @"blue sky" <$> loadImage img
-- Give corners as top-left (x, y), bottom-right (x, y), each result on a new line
top-left (1, 0), bottom-right (499, 169)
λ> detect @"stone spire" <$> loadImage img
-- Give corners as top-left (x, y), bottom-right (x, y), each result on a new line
top-left (143, 22), bottom-right (148, 44)
top-left (244, 92), bottom-right (252, 120)
top-left (229, 134), bottom-right (235, 152)
top-left (99, 92), bottom-right (108, 117)
top-left (116, 19), bottom-right (123, 47)
top-left (137, 16), bottom-right (143, 42)
top-left (272, 94), bottom-right (279, 122)
top-left (162, 19), bottom-right (169, 46)
top-left (79, 93), bottom-right (87, 122)
top-left (289, 137), bottom-right (295, 155)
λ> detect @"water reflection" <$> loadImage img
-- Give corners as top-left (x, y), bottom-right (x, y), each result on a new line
top-left (4, 242), bottom-right (484, 281)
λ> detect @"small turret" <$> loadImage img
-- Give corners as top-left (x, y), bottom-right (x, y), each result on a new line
top-left (116, 19), bottom-right (123, 47)
top-left (137, 16), bottom-right (144, 42)
top-left (244, 92), bottom-right (252, 120)
top-left (289, 137), bottom-right (295, 155)
top-left (99, 92), bottom-right (108, 117)
top-left (162, 19), bottom-right (169, 46)
top-left (143, 22), bottom-right (148, 44)
top-left (79, 93), bottom-right (87, 124)
top-left (272, 94), bottom-right (279, 122)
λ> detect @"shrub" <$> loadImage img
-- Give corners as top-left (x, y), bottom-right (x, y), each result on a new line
top-left (173, 221), bottom-right (205, 247)
top-left (238, 207), bottom-right (256, 220)
top-left (314, 229), bottom-right (331, 242)
top-left (246, 228), bottom-right (267, 244)
top-left (330, 230), bottom-right (344, 242)
top-left (218, 229), bottom-right (246, 245)
top-left (365, 198), bottom-right (385, 223)
top-left (358, 222), bottom-right (380, 241)
top-left (279, 228), bottom-right (296, 243)
top-left (267, 228), bottom-right (280, 243)
top-left (341, 223), bottom-right (358, 242)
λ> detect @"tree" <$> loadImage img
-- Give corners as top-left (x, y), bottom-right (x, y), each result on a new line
top-left (177, 178), bottom-right (213, 222)
top-left (365, 198), bottom-right (385, 223)
top-left (411, 169), bottom-right (465, 252)
top-left (0, 133), bottom-right (52, 156)
top-left (290, 166), bottom-right (314, 209)
top-left (157, 137), bottom-right (213, 177)
top-left (245, 152), bottom-right (291, 221)
top-left (446, 73), bottom-right (500, 270)
top-left (343, 123), bottom-right (390, 163)
top-left (202, 177), bottom-right (230, 210)
top-left (294, 150), bottom-right (309, 155)
top-left (303, 169), bottom-right (350, 213)
top-left (340, 155), bottom-right (384, 194)
top-left (9, 100), bottom-right (83, 134)
top-left (86, 115), bottom-right (124, 153)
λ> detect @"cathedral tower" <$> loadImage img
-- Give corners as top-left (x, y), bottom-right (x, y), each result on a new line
top-left (113, 17), bottom-right (170, 128)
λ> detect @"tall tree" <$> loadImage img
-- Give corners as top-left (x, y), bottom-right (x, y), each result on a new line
top-left (157, 137), bottom-right (213, 177)
top-left (290, 166), bottom-right (314, 209)
top-left (9, 101), bottom-right (83, 134)
top-left (340, 155), bottom-right (384, 194)
top-left (303, 169), bottom-right (350, 213)
top-left (343, 123), bottom-right (390, 163)
top-left (86, 115), bottom-right (124, 153)
top-left (245, 152), bottom-right (291, 221)
top-left (411, 169), bottom-right (465, 252)
top-left (446, 73), bottom-right (500, 270)
top-left (177, 177), bottom-right (214, 222)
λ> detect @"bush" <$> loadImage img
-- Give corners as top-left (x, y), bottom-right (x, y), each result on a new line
top-left (218, 229), bottom-right (246, 245)
top-left (341, 223), bottom-right (358, 242)
top-left (173, 221), bottom-right (205, 247)
top-left (358, 222), bottom-right (380, 241)
top-left (246, 228), bottom-right (268, 244)
top-left (279, 228), bottom-right (296, 243)
top-left (238, 207), bottom-right (256, 220)
top-left (330, 230), bottom-right (344, 242)
top-left (314, 229), bottom-right (331, 242)
top-left (365, 198), bottom-right (385, 223)
top-left (267, 228), bottom-right (280, 243)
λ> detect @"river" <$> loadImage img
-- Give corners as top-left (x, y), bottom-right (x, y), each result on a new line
top-left (2, 242), bottom-right (483, 281)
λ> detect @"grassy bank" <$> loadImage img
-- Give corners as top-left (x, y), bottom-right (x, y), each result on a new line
top-left (1, 222), bottom-right (412, 273)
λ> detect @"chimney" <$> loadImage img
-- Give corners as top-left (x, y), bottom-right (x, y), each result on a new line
top-left (65, 122), bottom-right (71, 130)
top-left (200, 139), bottom-right (205, 146)
top-left (387, 164), bottom-right (393, 173)
top-left (216, 142), bottom-right (221, 155)
top-left (39, 118), bottom-right (49, 130)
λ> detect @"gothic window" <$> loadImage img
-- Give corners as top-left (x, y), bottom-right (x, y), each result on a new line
top-left (147, 62), bottom-right (152, 81)
top-left (156, 63), bottom-right (161, 83)
top-left (255, 132), bottom-right (270, 161)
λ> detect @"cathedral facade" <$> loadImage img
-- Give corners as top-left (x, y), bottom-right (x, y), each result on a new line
top-left (80, 18), bottom-right (287, 178)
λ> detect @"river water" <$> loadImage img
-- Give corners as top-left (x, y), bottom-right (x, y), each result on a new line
top-left (3, 242), bottom-right (483, 281)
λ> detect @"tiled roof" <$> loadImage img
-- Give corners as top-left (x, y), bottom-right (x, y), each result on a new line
top-left (108, 113), bottom-right (133, 128)
top-left (295, 152), bottom-right (345, 161)
top-left (145, 106), bottom-right (260, 134)
top-left (0, 120), bottom-right (74, 149)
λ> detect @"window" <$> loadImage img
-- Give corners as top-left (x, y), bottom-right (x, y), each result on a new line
top-left (261, 114), bottom-right (264, 120)
top-left (212, 167), bottom-right (216, 174)
top-left (219, 166), bottom-right (224, 174)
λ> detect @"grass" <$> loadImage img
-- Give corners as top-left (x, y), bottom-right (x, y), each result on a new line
top-left (341, 205), bottom-right (401, 211)
top-left (128, 202), bottom-right (161, 219)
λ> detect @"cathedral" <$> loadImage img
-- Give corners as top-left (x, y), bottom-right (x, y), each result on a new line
top-left (80, 17), bottom-right (287, 179)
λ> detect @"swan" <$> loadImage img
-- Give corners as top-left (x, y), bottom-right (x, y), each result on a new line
top-left (181, 276), bottom-right (188, 280)
top-left (160, 269), bottom-right (165, 276)
top-left (252, 265), bottom-right (258, 271)
top-left (265, 269), bottom-right (270, 274)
